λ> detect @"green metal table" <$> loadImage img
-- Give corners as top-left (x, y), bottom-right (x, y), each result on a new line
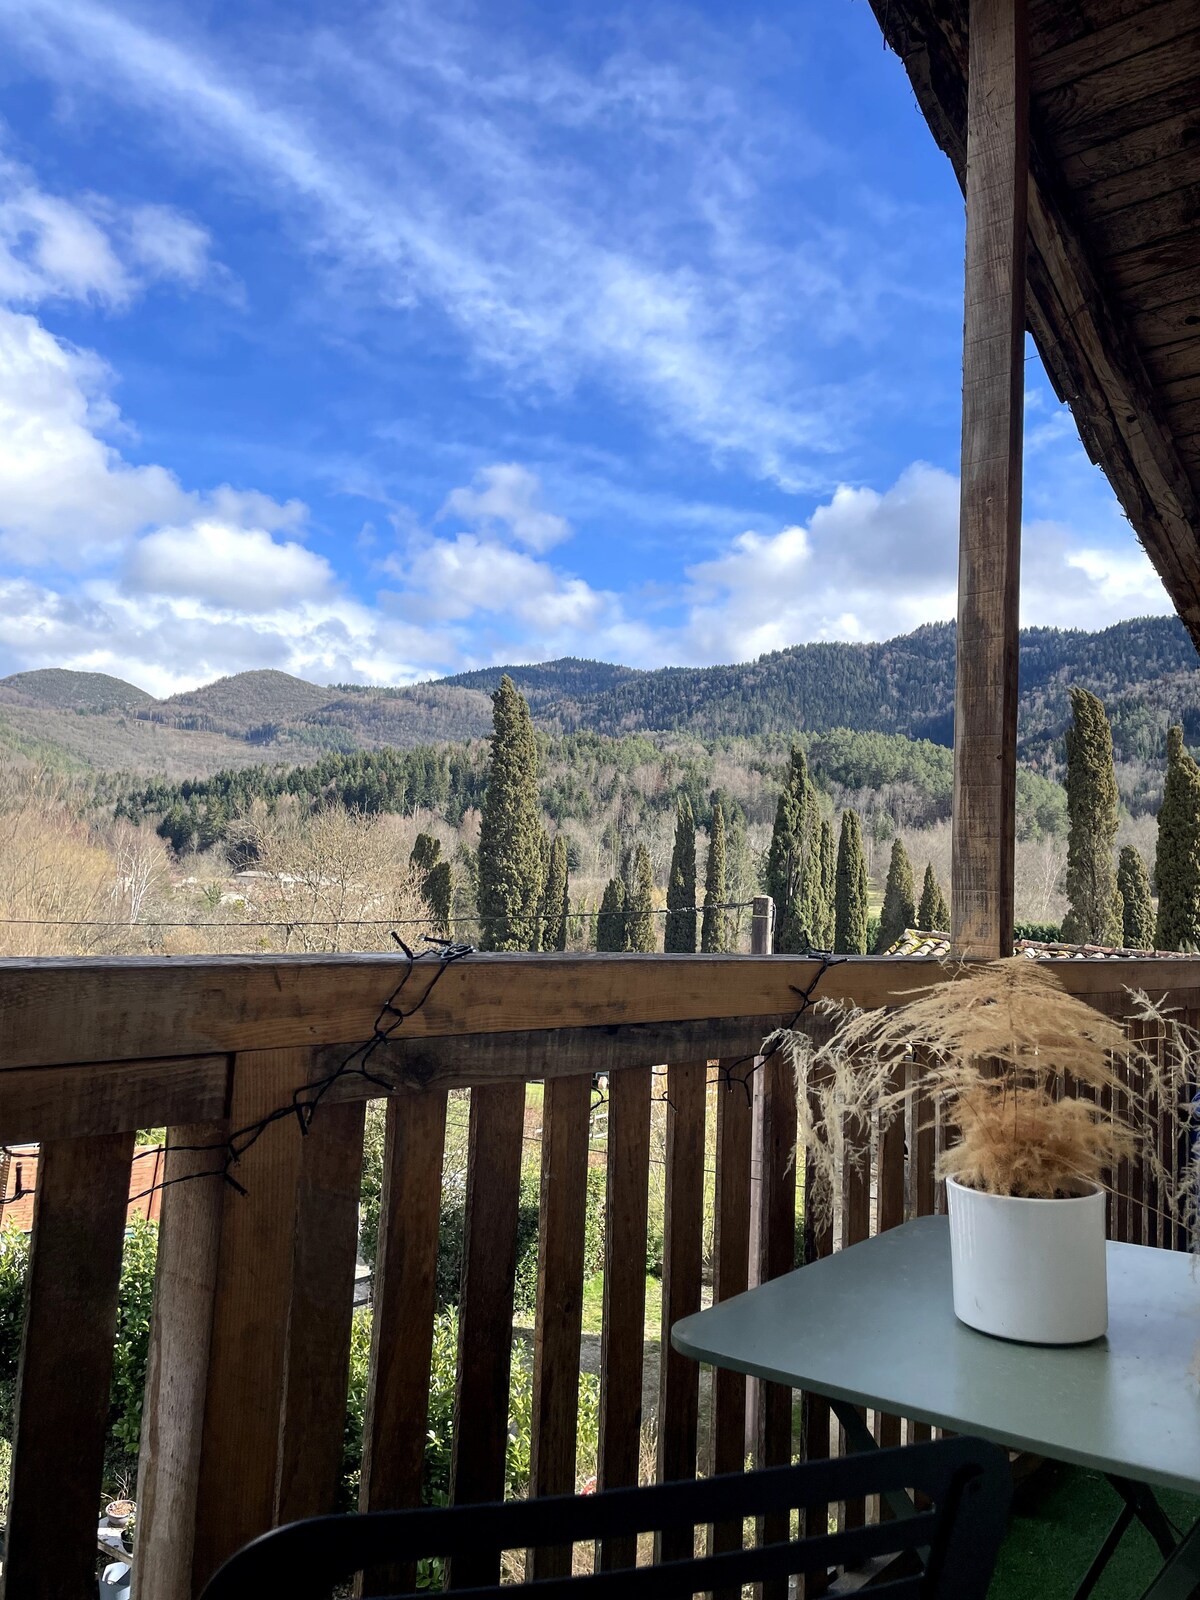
top-left (672, 1216), bottom-right (1200, 1599)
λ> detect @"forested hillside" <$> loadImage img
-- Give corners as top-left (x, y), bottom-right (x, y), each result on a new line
top-left (3, 616), bottom-right (1195, 784)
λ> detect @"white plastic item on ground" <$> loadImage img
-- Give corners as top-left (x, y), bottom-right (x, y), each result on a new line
top-left (946, 1176), bottom-right (1108, 1344)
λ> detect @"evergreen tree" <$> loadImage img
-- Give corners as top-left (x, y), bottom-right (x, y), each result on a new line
top-left (1155, 725), bottom-right (1200, 950)
top-left (477, 675), bottom-right (544, 952)
top-left (917, 863), bottom-right (950, 933)
top-left (701, 795), bottom-right (727, 953)
top-left (834, 809), bottom-right (869, 955)
top-left (627, 842), bottom-right (656, 952)
top-left (596, 877), bottom-right (628, 952)
top-left (1061, 689), bottom-right (1122, 946)
top-left (664, 797), bottom-right (697, 953)
top-left (1116, 846), bottom-right (1153, 951)
top-left (542, 835), bottom-right (570, 952)
top-left (410, 832), bottom-right (442, 877)
top-left (424, 860), bottom-right (453, 936)
top-left (818, 817), bottom-right (836, 948)
top-left (766, 747), bottom-right (820, 952)
top-left (876, 838), bottom-right (916, 952)
top-left (534, 827), bottom-right (552, 951)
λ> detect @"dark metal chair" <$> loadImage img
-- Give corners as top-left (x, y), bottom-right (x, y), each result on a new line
top-left (200, 1436), bottom-right (1011, 1600)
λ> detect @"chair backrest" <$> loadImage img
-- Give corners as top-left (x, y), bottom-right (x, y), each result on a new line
top-left (200, 1436), bottom-right (1010, 1600)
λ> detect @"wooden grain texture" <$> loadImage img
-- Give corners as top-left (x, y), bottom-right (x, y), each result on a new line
top-left (2, 953), bottom-right (1192, 1070)
top-left (755, 1050), bottom-right (798, 1600)
top-left (358, 1089), bottom-right (447, 1598)
top-left (709, 1068), bottom-right (753, 1593)
top-left (1038, 31), bottom-right (1200, 154)
top-left (275, 1096), bottom-right (366, 1525)
top-left (133, 1125), bottom-right (227, 1600)
top-left (1031, 2), bottom-right (1198, 93)
top-left (449, 1081), bottom-right (526, 1589)
top-left (655, 1060), bottom-right (707, 1564)
top-left (193, 1047), bottom-right (311, 1592)
top-left (0, 1053), bottom-right (229, 1143)
top-left (324, 1012), bottom-right (794, 1095)
top-left (527, 1073), bottom-right (592, 1580)
top-left (951, 0), bottom-right (1027, 961)
top-left (596, 1064), bottom-right (651, 1571)
top-left (2, 1132), bottom-right (135, 1600)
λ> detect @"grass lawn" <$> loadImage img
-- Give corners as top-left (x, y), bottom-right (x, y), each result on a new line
top-left (580, 1269), bottom-right (663, 1337)
top-left (989, 1463), bottom-right (1199, 1599)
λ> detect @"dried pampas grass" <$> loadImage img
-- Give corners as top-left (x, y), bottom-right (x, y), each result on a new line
top-left (773, 957), bottom-right (1199, 1243)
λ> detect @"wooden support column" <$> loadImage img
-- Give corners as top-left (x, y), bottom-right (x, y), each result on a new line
top-left (952, 0), bottom-right (1028, 960)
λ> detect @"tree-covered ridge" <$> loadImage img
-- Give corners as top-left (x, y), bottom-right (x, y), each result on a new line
top-left (5, 616), bottom-right (1199, 780)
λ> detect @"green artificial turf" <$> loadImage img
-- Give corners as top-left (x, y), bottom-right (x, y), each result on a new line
top-left (989, 1462), bottom-right (1200, 1600)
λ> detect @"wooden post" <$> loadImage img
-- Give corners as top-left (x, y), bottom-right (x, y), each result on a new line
top-left (750, 896), bottom-right (774, 957)
top-left (951, 0), bottom-right (1028, 960)
top-left (745, 895), bottom-right (771, 1449)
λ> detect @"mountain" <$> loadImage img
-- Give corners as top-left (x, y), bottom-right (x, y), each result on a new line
top-left (1, 614), bottom-right (1196, 780)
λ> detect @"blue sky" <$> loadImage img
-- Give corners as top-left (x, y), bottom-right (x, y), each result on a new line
top-left (0, 0), bottom-right (1171, 694)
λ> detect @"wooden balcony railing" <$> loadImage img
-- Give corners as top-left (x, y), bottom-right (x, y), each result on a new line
top-left (0, 951), bottom-right (1194, 1600)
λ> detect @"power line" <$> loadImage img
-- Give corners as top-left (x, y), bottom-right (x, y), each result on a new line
top-left (0, 901), bottom-right (758, 930)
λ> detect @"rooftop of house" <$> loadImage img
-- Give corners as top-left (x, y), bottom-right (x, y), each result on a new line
top-left (885, 928), bottom-right (1193, 961)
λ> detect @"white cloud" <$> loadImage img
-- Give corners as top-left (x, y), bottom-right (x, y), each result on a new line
top-left (0, 153), bottom-right (220, 308)
top-left (441, 463), bottom-right (570, 552)
top-left (0, 306), bottom-right (188, 563)
top-left (124, 521), bottom-right (334, 607)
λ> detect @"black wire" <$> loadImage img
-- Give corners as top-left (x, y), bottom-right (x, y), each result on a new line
top-left (125, 934), bottom-right (475, 1206)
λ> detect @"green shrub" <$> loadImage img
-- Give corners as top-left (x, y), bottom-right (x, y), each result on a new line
top-left (0, 1226), bottom-right (29, 1442)
top-left (1013, 921), bottom-right (1063, 944)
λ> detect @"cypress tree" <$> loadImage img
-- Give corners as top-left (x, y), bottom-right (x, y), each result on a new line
top-left (627, 843), bottom-right (656, 952)
top-left (1116, 846), bottom-right (1153, 951)
top-left (818, 817), bottom-right (836, 948)
top-left (1155, 726), bottom-right (1200, 950)
top-left (701, 795), bottom-right (727, 953)
top-left (534, 827), bottom-right (552, 951)
top-left (834, 809), bottom-right (869, 955)
top-left (1062, 688), bottom-right (1121, 946)
top-left (597, 877), bottom-right (628, 952)
top-left (665, 797), bottom-right (697, 952)
top-left (876, 838), bottom-right (916, 952)
top-left (423, 860), bottom-right (453, 936)
top-left (542, 834), bottom-right (570, 952)
top-left (477, 675), bottom-right (543, 951)
top-left (766, 747), bottom-right (820, 952)
top-left (410, 832), bottom-right (442, 877)
top-left (917, 863), bottom-right (950, 933)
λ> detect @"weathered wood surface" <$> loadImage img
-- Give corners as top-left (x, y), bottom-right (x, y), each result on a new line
top-left (709, 1068), bottom-right (753, 1594)
top-left (0, 1052), bottom-right (229, 1143)
top-left (755, 1051), bottom-right (798, 1600)
top-left (358, 1090), bottom-right (448, 1598)
top-left (193, 1048), bottom-right (311, 1592)
top-left (275, 1096), bottom-right (365, 1525)
top-left (2, 1132), bottom-right (135, 1600)
top-left (951, 0), bottom-right (1027, 960)
top-left (596, 1064), bottom-right (651, 1571)
top-left (2, 953), bottom-right (1197, 1070)
top-left (133, 1125), bottom-right (227, 1600)
top-left (655, 1061), bottom-right (707, 1564)
top-left (449, 1082), bottom-right (525, 1588)
top-left (527, 1073), bottom-right (592, 1580)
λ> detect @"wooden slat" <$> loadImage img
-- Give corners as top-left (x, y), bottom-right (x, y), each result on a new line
top-left (951, 0), bottom-right (1027, 961)
top-left (841, 1107), bottom-right (871, 1533)
top-left (655, 1061), bottom-right (707, 1564)
top-left (193, 1047), bottom-right (312, 1591)
top-left (1091, 188), bottom-right (1200, 266)
top-left (1031, 2), bottom-right (1199, 94)
top-left (875, 1075), bottom-right (907, 1470)
top-left (359, 1089), bottom-right (448, 1598)
top-left (133, 1125), bottom-right (228, 1600)
top-left (275, 1097), bottom-right (366, 1524)
top-left (449, 1081), bottom-right (526, 1588)
top-left (3, 952), bottom-right (1194, 1069)
top-left (0, 1053), bottom-right (229, 1143)
top-left (597, 1065), bottom-right (651, 1571)
top-left (800, 1056), bottom-right (834, 1600)
top-left (709, 1068), bottom-right (753, 1594)
top-left (527, 1073), bottom-right (592, 1580)
top-left (332, 1013), bottom-right (795, 1095)
top-left (1067, 102), bottom-right (1200, 195)
top-left (2, 1131), bottom-right (135, 1600)
top-left (1037, 31), bottom-right (1200, 152)
top-left (755, 1049), bottom-right (798, 1600)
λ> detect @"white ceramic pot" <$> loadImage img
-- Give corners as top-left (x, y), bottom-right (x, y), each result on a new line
top-left (946, 1176), bottom-right (1108, 1344)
